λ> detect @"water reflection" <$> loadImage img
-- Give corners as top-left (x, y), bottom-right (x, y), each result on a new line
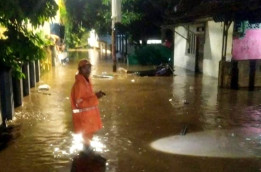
top-left (0, 50), bottom-right (260, 171)
top-left (0, 125), bottom-right (15, 151)
top-left (71, 152), bottom-right (106, 172)
top-left (151, 127), bottom-right (261, 158)
top-left (68, 134), bottom-right (107, 172)
top-left (90, 136), bottom-right (107, 153)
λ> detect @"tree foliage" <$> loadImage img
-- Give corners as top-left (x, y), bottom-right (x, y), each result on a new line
top-left (0, 0), bottom-right (58, 78)
top-left (64, 0), bottom-right (181, 46)
top-left (123, 0), bottom-right (164, 43)
top-left (64, 0), bottom-right (111, 47)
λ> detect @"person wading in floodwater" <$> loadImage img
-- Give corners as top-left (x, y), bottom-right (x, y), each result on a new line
top-left (70, 59), bottom-right (106, 153)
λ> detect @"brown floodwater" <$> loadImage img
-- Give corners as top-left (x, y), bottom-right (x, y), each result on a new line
top-left (0, 49), bottom-right (260, 172)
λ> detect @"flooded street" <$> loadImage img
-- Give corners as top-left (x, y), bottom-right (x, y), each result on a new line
top-left (0, 49), bottom-right (261, 172)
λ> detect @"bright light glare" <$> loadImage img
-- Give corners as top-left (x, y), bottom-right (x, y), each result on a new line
top-left (151, 129), bottom-right (259, 158)
top-left (69, 133), bottom-right (84, 154)
top-left (58, 52), bottom-right (68, 63)
top-left (102, 49), bottom-right (111, 54)
top-left (147, 40), bottom-right (162, 44)
top-left (88, 29), bottom-right (99, 48)
top-left (90, 136), bottom-right (106, 152)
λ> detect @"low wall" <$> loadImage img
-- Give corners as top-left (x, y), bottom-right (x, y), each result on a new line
top-left (219, 60), bottom-right (261, 89)
top-left (0, 46), bottom-right (54, 125)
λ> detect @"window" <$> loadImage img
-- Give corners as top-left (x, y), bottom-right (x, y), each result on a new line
top-left (187, 31), bottom-right (196, 54)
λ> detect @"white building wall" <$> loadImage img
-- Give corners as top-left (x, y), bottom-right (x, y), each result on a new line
top-left (174, 26), bottom-right (196, 71)
top-left (174, 21), bottom-right (234, 78)
top-left (203, 21), bottom-right (234, 78)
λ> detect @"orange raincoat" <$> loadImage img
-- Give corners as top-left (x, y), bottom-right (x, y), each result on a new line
top-left (70, 74), bottom-right (102, 135)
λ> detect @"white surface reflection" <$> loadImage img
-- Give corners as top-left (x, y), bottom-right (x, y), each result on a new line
top-left (151, 128), bottom-right (261, 158)
top-left (90, 136), bottom-right (107, 153)
top-left (70, 133), bottom-right (84, 154)
top-left (52, 133), bottom-right (107, 159)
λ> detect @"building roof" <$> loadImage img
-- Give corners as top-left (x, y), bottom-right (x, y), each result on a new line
top-left (166, 0), bottom-right (261, 24)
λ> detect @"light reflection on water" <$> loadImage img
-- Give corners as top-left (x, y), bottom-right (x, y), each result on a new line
top-left (151, 127), bottom-right (261, 158)
top-left (69, 133), bottom-right (84, 154)
top-left (52, 134), bottom-right (107, 160)
top-left (52, 133), bottom-right (83, 159)
top-left (0, 50), bottom-right (261, 171)
top-left (90, 136), bottom-right (107, 153)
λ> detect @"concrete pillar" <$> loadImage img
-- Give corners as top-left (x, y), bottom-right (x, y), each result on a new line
top-left (99, 42), bottom-right (101, 58)
top-left (115, 36), bottom-right (118, 52)
top-left (249, 60), bottom-right (256, 91)
top-left (12, 77), bottom-right (23, 107)
top-left (51, 45), bottom-right (56, 67)
top-left (112, 29), bottom-right (117, 72)
top-left (35, 60), bottom-right (40, 82)
top-left (22, 63), bottom-right (30, 96)
top-left (231, 61), bottom-right (239, 90)
top-left (218, 60), bottom-right (232, 88)
top-left (101, 42), bottom-right (103, 58)
top-left (29, 61), bottom-right (36, 88)
top-left (110, 44), bottom-right (113, 59)
top-left (218, 61), bottom-right (224, 88)
top-left (0, 67), bottom-right (14, 122)
top-left (105, 43), bottom-right (108, 58)
top-left (102, 43), bottom-right (105, 58)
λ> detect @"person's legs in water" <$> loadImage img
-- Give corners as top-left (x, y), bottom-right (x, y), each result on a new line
top-left (83, 132), bottom-right (93, 145)
top-left (82, 132), bottom-right (94, 154)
